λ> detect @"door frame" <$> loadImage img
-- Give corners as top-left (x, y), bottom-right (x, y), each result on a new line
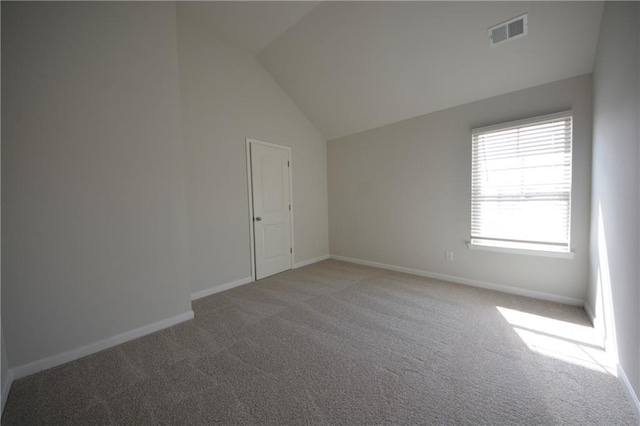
top-left (245, 137), bottom-right (294, 281)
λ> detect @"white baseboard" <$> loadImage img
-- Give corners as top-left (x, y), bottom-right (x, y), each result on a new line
top-left (1, 369), bottom-right (14, 416)
top-left (190, 259), bottom-right (332, 301)
top-left (617, 363), bottom-right (640, 422)
top-left (294, 254), bottom-right (330, 269)
top-left (330, 254), bottom-right (585, 306)
top-left (583, 302), bottom-right (596, 325)
top-left (190, 257), bottom-right (330, 302)
top-left (191, 277), bottom-right (252, 301)
top-left (10, 310), bottom-right (194, 381)
top-left (582, 302), bottom-right (606, 348)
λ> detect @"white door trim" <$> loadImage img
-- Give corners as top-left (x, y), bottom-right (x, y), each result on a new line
top-left (246, 138), bottom-right (294, 281)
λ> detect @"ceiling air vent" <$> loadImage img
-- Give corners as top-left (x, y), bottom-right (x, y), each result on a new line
top-left (488, 14), bottom-right (528, 47)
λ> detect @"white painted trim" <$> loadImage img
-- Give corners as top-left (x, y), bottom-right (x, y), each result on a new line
top-left (245, 138), bottom-right (256, 282)
top-left (10, 311), bottom-right (194, 380)
top-left (617, 363), bottom-right (640, 422)
top-left (582, 302), bottom-right (605, 349)
top-left (583, 302), bottom-right (596, 325)
top-left (330, 254), bottom-right (585, 306)
top-left (294, 254), bottom-right (330, 269)
top-left (467, 242), bottom-right (575, 259)
top-left (287, 148), bottom-right (295, 273)
top-left (246, 137), bottom-right (291, 151)
top-left (1, 369), bottom-right (14, 415)
top-left (191, 276), bottom-right (252, 301)
top-left (472, 110), bottom-right (573, 134)
top-left (246, 138), bottom-right (294, 281)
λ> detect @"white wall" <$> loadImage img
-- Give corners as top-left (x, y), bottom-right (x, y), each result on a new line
top-left (1, 329), bottom-right (8, 409)
top-left (0, 0), bottom-right (6, 410)
top-left (588, 1), bottom-right (640, 399)
top-left (328, 75), bottom-right (592, 302)
top-left (1, 2), bottom-right (192, 369)
top-left (176, 7), bottom-right (329, 295)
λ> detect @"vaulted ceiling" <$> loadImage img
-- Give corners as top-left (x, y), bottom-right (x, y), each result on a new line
top-left (178, 1), bottom-right (604, 141)
top-left (177, 1), bottom-right (320, 54)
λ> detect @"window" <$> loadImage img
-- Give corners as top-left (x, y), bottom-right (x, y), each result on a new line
top-left (470, 111), bottom-right (573, 256)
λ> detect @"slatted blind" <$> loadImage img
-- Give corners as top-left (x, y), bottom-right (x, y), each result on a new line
top-left (471, 112), bottom-right (573, 251)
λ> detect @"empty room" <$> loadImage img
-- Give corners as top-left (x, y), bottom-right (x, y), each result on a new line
top-left (1, 1), bottom-right (639, 424)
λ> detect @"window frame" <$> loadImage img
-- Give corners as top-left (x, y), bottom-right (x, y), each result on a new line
top-left (468, 111), bottom-right (575, 259)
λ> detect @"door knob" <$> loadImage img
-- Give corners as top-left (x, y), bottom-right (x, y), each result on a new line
top-left (255, 217), bottom-right (262, 221)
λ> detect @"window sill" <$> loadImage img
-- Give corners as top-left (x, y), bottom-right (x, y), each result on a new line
top-left (467, 241), bottom-right (575, 259)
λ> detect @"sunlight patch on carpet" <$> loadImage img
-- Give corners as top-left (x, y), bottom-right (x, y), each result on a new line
top-left (497, 306), bottom-right (615, 375)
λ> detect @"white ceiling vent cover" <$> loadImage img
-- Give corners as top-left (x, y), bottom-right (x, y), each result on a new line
top-left (489, 14), bottom-right (528, 47)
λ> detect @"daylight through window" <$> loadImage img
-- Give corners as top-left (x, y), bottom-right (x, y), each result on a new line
top-left (471, 112), bottom-right (573, 253)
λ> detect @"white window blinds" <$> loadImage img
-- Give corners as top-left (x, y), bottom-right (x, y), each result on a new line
top-left (471, 112), bottom-right (573, 252)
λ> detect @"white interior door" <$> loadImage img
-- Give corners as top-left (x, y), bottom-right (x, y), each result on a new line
top-left (250, 142), bottom-right (292, 279)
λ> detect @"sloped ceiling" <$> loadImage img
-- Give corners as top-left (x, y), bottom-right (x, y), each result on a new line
top-left (180, 1), bottom-right (604, 141)
top-left (177, 1), bottom-right (320, 55)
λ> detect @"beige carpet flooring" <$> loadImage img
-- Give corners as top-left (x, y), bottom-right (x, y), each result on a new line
top-left (2, 259), bottom-right (637, 424)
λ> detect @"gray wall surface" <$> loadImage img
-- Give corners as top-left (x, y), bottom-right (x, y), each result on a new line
top-left (176, 8), bottom-right (329, 295)
top-left (1, 2), bottom-right (192, 368)
top-left (328, 75), bottom-right (593, 301)
top-left (588, 1), bottom-right (640, 397)
top-left (1, 329), bottom-right (7, 394)
top-left (0, 0), bottom-right (5, 404)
